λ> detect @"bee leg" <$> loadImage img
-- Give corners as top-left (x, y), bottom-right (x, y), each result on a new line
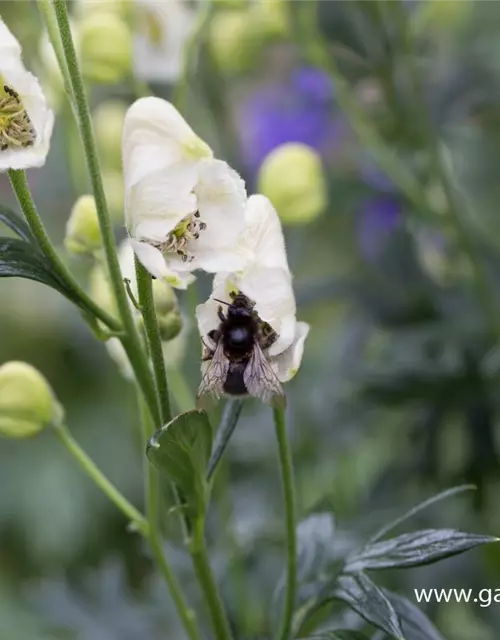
top-left (217, 306), bottom-right (226, 323)
top-left (201, 337), bottom-right (214, 362)
top-left (208, 329), bottom-right (221, 343)
top-left (259, 325), bottom-right (279, 350)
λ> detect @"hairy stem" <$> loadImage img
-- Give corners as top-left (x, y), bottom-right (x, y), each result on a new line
top-left (52, 0), bottom-right (160, 425)
top-left (138, 397), bottom-right (201, 640)
top-left (274, 406), bottom-right (297, 640)
top-left (55, 424), bottom-right (148, 535)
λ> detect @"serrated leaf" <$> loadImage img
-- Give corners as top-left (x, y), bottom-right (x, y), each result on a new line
top-left (300, 631), bottom-right (369, 640)
top-left (0, 237), bottom-right (73, 297)
top-left (146, 410), bottom-right (212, 518)
top-left (0, 205), bottom-right (35, 243)
top-left (369, 485), bottom-right (475, 544)
top-left (383, 590), bottom-right (447, 640)
top-left (334, 573), bottom-right (404, 640)
top-left (345, 529), bottom-right (497, 572)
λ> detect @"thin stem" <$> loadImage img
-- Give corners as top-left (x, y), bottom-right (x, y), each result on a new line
top-left (8, 169), bottom-right (120, 332)
top-left (294, 1), bottom-right (435, 222)
top-left (138, 397), bottom-right (201, 640)
top-left (206, 399), bottom-right (243, 481)
top-left (190, 528), bottom-right (233, 640)
top-left (389, 0), bottom-right (500, 340)
top-left (55, 424), bottom-right (148, 535)
top-left (52, 0), bottom-right (160, 426)
top-left (135, 258), bottom-right (172, 424)
top-left (273, 406), bottom-right (297, 640)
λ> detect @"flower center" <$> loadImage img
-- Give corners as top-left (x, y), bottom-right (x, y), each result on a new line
top-left (154, 211), bottom-right (207, 263)
top-left (0, 84), bottom-right (36, 152)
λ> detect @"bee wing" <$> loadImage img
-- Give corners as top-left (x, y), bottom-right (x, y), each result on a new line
top-left (196, 340), bottom-right (230, 408)
top-left (243, 343), bottom-right (286, 407)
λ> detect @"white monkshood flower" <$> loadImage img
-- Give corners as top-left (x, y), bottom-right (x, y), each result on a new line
top-left (133, 0), bottom-right (195, 83)
top-left (123, 97), bottom-right (248, 288)
top-left (196, 194), bottom-right (310, 402)
top-left (0, 19), bottom-right (54, 171)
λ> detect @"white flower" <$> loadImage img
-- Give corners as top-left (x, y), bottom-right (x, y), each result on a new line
top-left (133, 0), bottom-right (195, 83)
top-left (123, 97), bottom-right (248, 288)
top-left (0, 19), bottom-right (54, 171)
top-left (196, 195), bottom-right (309, 385)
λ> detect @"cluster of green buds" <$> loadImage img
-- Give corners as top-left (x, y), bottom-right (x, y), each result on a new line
top-left (0, 362), bottom-right (63, 438)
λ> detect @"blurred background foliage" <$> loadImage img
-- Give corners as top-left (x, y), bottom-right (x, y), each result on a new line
top-left (2, 0), bottom-right (500, 638)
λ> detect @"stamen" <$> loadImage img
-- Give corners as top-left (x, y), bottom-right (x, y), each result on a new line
top-left (0, 84), bottom-right (36, 152)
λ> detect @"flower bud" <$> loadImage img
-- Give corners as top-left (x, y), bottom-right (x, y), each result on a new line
top-left (151, 279), bottom-right (182, 341)
top-left (257, 143), bottom-right (327, 225)
top-left (209, 10), bottom-right (262, 74)
top-left (93, 100), bottom-right (127, 171)
top-left (158, 310), bottom-right (183, 342)
top-left (76, 0), bottom-right (130, 20)
top-left (78, 11), bottom-right (132, 84)
top-left (65, 195), bottom-right (102, 255)
top-left (251, 0), bottom-right (289, 41)
top-left (0, 362), bottom-right (63, 438)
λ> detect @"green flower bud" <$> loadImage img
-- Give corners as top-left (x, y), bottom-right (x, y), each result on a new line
top-left (76, 0), bottom-right (131, 20)
top-left (152, 279), bottom-right (178, 315)
top-left (102, 170), bottom-right (125, 222)
top-left (65, 195), bottom-right (102, 255)
top-left (158, 310), bottom-right (183, 342)
top-left (79, 11), bottom-right (132, 84)
top-left (209, 10), bottom-right (262, 74)
top-left (412, 0), bottom-right (471, 34)
top-left (93, 100), bottom-right (127, 171)
top-left (251, 0), bottom-right (289, 40)
top-left (0, 362), bottom-right (63, 438)
top-left (257, 143), bottom-right (327, 225)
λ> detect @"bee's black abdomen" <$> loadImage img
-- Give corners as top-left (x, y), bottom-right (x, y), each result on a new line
top-left (224, 362), bottom-right (248, 396)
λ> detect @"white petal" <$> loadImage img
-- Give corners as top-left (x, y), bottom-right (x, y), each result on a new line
top-left (130, 240), bottom-right (194, 289)
top-left (0, 30), bottom-right (54, 171)
top-left (122, 96), bottom-right (212, 187)
top-left (126, 163), bottom-right (198, 238)
top-left (240, 194), bottom-right (289, 271)
top-left (271, 322), bottom-right (310, 382)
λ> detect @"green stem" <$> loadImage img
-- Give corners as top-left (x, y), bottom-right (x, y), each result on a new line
top-left (52, 0), bottom-right (160, 426)
top-left (295, 1), bottom-right (434, 222)
top-left (274, 407), bottom-right (297, 640)
top-left (190, 526), bottom-right (233, 640)
top-left (389, 0), bottom-right (500, 340)
top-left (138, 398), bottom-right (201, 640)
top-left (55, 424), bottom-right (148, 535)
top-left (135, 259), bottom-right (172, 424)
top-left (8, 169), bottom-right (120, 332)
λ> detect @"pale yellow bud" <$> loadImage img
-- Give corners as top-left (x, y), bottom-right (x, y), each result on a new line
top-left (158, 310), bottom-right (183, 342)
top-left (0, 362), bottom-right (63, 438)
top-left (65, 195), bottom-right (102, 255)
top-left (251, 0), bottom-right (289, 40)
top-left (79, 11), bottom-right (132, 84)
top-left (93, 100), bottom-right (127, 171)
top-left (257, 143), bottom-right (327, 225)
top-left (209, 10), bottom-right (262, 74)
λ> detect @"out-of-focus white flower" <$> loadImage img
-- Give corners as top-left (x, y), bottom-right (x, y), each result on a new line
top-left (133, 0), bottom-right (195, 83)
top-left (196, 195), bottom-right (309, 386)
top-left (123, 97), bottom-right (248, 288)
top-left (0, 19), bottom-right (54, 171)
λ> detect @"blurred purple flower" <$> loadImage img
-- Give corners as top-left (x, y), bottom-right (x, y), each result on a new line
top-left (237, 67), bottom-right (345, 176)
top-left (357, 195), bottom-right (403, 262)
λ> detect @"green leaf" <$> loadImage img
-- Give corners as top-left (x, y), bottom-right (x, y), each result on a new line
top-left (300, 631), bottom-right (369, 640)
top-left (334, 573), bottom-right (405, 640)
top-left (146, 410), bottom-right (212, 518)
top-left (0, 237), bottom-right (74, 298)
top-left (0, 205), bottom-right (35, 243)
top-left (383, 590), bottom-right (447, 640)
top-left (345, 529), bottom-right (497, 572)
top-left (297, 512), bottom-right (336, 583)
top-left (369, 485), bottom-right (475, 544)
